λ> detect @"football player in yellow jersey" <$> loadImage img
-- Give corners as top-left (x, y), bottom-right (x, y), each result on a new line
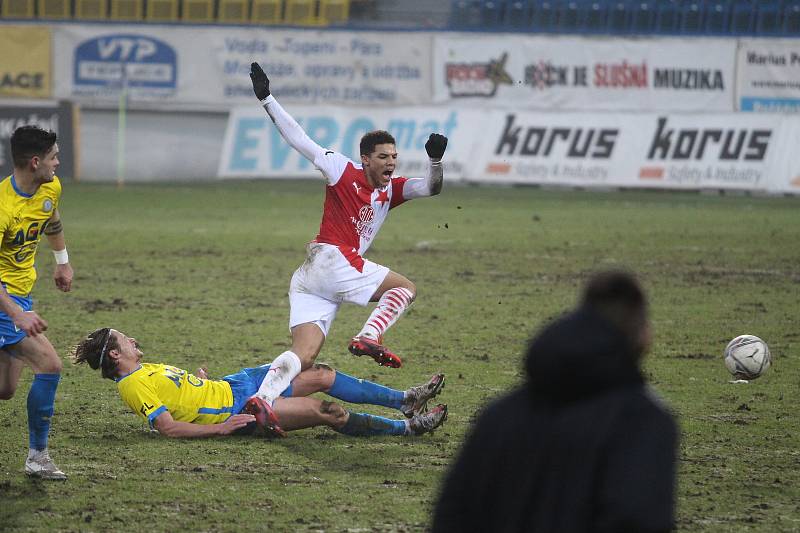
top-left (0, 126), bottom-right (73, 480)
top-left (72, 328), bottom-right (448, 439)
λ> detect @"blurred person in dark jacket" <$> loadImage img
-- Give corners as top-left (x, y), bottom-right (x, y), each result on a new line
top-left (432, 270), bottom-right (678, 533)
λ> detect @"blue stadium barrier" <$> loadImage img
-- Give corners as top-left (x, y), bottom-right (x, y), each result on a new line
top-left (654, 0), bottom-right (681, 33)
top-left (630, 0), bottom-right (657, 34)
top-left (530, 0), bottom-right (558, 31)
top-left (503, 0), bottom-right (532, 29)
top-left (783, 0), bottom-right (800, 33)
top-left (704, 0), bottom-right (731, 34)
top-left (680, 0), bottom-right (704, 33)
top-left (606, 1), bottom-right (629, 33)
top-left (755, 0), bottom-right (782, 35)
top-left (730, 0), bottom-right (755, 33)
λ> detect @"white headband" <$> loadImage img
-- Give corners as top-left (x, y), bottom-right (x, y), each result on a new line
top-left (97, 329), bottom-right (113, 368)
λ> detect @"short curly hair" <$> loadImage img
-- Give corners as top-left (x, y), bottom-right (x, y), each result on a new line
top-left (359, 130), bottom-right (396, 156)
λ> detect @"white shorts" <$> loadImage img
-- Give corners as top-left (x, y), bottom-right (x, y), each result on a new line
top-left (288, 242), bottom-right (389, 336)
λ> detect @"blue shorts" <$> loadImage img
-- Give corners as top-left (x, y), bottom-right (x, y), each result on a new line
top-left (0, 294), bottom-right (32, 349)
top-left (223, 364), bottom-right (294, 415)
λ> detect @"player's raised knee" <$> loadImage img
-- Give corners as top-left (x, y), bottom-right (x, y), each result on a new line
top-left (405, 281), bottom-right (417, 300)
top-left (311, 363), bottom-right (336, 388)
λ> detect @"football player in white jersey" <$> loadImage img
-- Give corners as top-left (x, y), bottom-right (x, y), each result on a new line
top-left (246, 62), bottom-right (448, 416)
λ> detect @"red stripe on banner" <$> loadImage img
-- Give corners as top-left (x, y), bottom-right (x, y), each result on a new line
top-left (639, 167), bottom-right (664, 180)
top-left (486, 162), bottom-right (511, 174)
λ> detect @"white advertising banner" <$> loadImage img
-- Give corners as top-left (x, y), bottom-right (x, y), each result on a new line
top-left (433, 34), bottom-right (736, 111)
top-left (762, 119), bottom-right (800, 194)
top-left (219, 105), bottom-right (800, 194)
top-left (52, 24), bottom-right (432, 109)
top-left (737, 39), bottom-right (800, 112)
top-left (218, 105), bottom-right (479, 180)
top-left (473, 110), bottom-right (785, 192)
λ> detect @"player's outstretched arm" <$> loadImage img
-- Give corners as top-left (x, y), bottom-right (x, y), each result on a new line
top-left (249, 62), bottom-right (327, 166)
top-left (153, 410), bottom-right (255, 438)
top-left (402, 133), bottom-right (449, 199)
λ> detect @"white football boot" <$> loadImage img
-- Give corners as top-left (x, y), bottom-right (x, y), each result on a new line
top-left (25, 449), bottom-right (67, 480)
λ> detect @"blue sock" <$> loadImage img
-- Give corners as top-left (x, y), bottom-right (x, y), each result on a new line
top-left (335, 411), bottom-right (407, 437)
top-left (27, 373), bottom-right (60, 451)
top-left (327, 371), bottom-right (404, 409)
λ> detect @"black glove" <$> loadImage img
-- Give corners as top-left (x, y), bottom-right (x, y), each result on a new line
top-left (425, 133), bottom-right (448, 159)
top-left (250, 62), bottom-right (270, 100)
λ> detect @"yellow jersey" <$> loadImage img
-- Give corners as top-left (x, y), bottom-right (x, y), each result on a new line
top-left (0, 175), bottom-right (61, 296)
top-left (117, 363), bottom-right (235, 428)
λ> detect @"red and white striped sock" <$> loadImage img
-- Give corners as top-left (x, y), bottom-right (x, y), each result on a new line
top-left (358, 287), bottom-right (415, 341)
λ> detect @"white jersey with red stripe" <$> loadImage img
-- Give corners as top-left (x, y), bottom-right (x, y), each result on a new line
top-left (260, 94), bottom-right (442, 271)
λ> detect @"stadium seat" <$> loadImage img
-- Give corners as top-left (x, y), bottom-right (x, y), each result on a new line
top-left (605, 1), bottom-right (629, 33)
top-left (251, 0), bottom-right (281, 23)
top-left (503, 0), bottom-right (531, 29)
top-left (704, 0), bottom-right (731, 34)
top-left (730, 0), bottom-right (754, 33)
top-left (37, 0), bottom-right (71, 18)
top-left (76, 0), bottom-right (108, 19)
top-left (218, 0), bottom-right (248, 22)
top-left (110, 0), bottom-right (142, 18)
top-left (449, 0), bottom-right (482, 28)
top-left (182, 0), bottom-right (213, 21)
top-left (584, 0), bottom-right (609, 32)
top-left (146, 0), bottom-right (178, 21)
top-left (755, 0), bottom-right (782, 35)
top-left (654, 0), bottom-right (680, 33)
top-left (530, 0), bottom-right (557, 32)
top-left (630, 0), bottom-right (656, 33)
top-left (679, 0), bottom-right (703, 33)
top-left (319, 0), bottom-right (349, 25)
top-left (784, 0), bottom-right (800, 34)
top-left (482, 0), bottom-right (504, 27)
top-left (284, 0), bottom-right (316, 24)
top-left (557, 0), bottom-right (581, 32)
top-left (1, 0), bottom-right (35, 17)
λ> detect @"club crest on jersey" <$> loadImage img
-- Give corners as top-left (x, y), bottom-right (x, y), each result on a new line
top-left (351, 205), bottom-right (376, 239)
top-left (358, 205), bottom-right (375, 224)
top-left (42, 199), bottom-right (53, 212)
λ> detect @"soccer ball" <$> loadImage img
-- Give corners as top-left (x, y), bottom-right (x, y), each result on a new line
top-left (724, 335), bottom-right (771, 380)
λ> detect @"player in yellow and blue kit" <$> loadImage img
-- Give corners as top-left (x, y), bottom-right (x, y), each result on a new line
top-left (0, 126), bottom-right (74, 480)
top-left (72, 328), bottom-right (448, 439)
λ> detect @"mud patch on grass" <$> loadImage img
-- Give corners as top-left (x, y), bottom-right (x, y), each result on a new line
top-left (83, 298), bottom-right (128, 313)
top-left (671, 352), bottom-right (715, 360)
top-left (681, 266), bottom-right (800, 286)
top-left (149, 248), bottom-right (223, 258)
